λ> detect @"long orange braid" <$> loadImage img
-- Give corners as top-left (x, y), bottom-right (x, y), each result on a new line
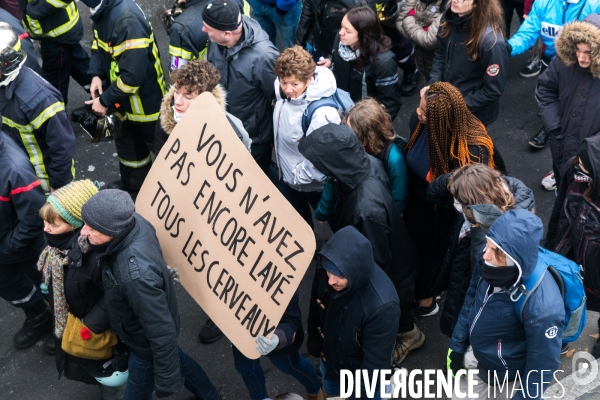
top-left (406, 82), bottom-right (495, 180)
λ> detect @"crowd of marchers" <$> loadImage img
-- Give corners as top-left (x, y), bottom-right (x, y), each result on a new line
top-left (1, 0), bottom-right (600, 398)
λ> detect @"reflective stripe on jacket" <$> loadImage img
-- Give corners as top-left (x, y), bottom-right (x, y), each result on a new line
top-left (90, 0), bottom-right (166, 123)
top-left (19, 0), bottom-right (83, 43)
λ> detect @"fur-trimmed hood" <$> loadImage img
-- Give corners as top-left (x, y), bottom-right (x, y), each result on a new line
top-left (159, 84), bottom-right (228, 135)
top-left (556, 14), bottom-right (600, 79)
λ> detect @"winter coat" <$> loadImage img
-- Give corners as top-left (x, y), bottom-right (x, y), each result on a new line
top-left (273, 66), bottom-right (341, 192)
top-left (426, 173), bottom-right (536, 337)
top-left (429, 10), bottom-right (507, 126)
top-left (546, 135), bottom-right (600, 310)
top-left (331, 35), bottom-right (402, 120)
top-left (154, 84), bottom-right (251, 155)
top-left (538, 14), bottom-right (600, 176)
top-left (168, 0), bottom-right (210, 71)
top-left (206, 16), bottom-right (279, 144)
top-left (0, 7), bottom-right (42, 74)
top-left (508, 0), bottom-right (600, 59)
top-left (89, 0), bottom-right (167, 124)
top-left (100, 214), bottom-right (183, 394)
top-left (0, 130), bottom-right (45, 264)
top-left (397, 0), bottom-right (446, 77)
top-left (294, 0), bottom-right (375, 57)
top-left (299, 124), bottom-right (419, 302)
top-left (403, 113), bottom-right (494, 299)
top-left (307, 226), bottom-right (399, 396)
top-left (0, 66), bottom-right (75, 194)
top-left (18, 0), bottom-right (83, 44)
top-left (51, 233), bottom-right (112, 384)
top-left (316, 142), bottom-right (409, 220)
top-left (269, 291), bottom-right (305, 357)
top-left (450, 210), bottom-right (564, 399)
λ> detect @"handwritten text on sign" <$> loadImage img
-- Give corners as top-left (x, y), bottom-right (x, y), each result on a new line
top-left (136, 93), bottom-right (315, 358)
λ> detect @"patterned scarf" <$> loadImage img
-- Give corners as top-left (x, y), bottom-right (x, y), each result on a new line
top-left (38, 245), bottom-right (69, 338)
top-left (338, 42), bottom-right (360, 62)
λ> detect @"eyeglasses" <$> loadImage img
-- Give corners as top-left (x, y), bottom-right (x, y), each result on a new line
top-left (574, 47), bottom-right (592, 57)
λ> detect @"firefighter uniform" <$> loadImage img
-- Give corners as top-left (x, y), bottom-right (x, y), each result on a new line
top-left (168, 0), bottom-right (210, 71)
top-left (18, 0), bottom-right (91, 104)
top-left (89, 0), bottom-right (167, 190)
top-left (0, 66), bottom-right (76, 195)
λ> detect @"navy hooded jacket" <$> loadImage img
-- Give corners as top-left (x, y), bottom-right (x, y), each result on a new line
top-left (307, 226), bottom-right (399, 397)
top-left (450, 210), bottom-right (564, 399)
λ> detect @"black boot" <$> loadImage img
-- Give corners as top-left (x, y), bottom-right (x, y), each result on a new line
top-left (14, 302), bottom-right (52, 350)
top-left (400, 70), bottom-right (419, 97)
top-left (198, 318), bottom-right (224, 344)
top-left (43, 333), bottom-right (56, 355)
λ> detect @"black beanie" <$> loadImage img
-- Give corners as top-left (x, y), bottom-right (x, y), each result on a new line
top-left (203, 1), bottom-right (241, 31)
top-left (80, 0), bottom-right (102, 8)
top-left (578, 140), bottom-right (594, 179)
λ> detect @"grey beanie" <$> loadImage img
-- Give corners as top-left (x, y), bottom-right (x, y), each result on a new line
top-left (81, 189), bottom-right (134, 237)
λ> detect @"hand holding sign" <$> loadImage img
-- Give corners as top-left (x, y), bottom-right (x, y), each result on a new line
top-left (136, 93), bottom-right (315, 358)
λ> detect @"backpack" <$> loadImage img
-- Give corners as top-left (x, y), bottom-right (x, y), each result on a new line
top-left (377, 133), bottom-right (408, 168)
top-left (301, 89), bottom-right (354, 136)
top-left (510, 247), bottom-right (587, 343)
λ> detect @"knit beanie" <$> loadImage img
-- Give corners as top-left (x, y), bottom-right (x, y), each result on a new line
top-left (578, 140), bottom-right (594, 179)
top-left (203, 1), bottom-right (241, 31)
top-left (81, 189), bottom-right (135, 237)
top-left (47, 180), bottom-right (99, 228)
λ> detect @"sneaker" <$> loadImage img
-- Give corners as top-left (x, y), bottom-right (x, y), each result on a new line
top-left (393, 325), bottom-right (426, 364)
top-left (528, 128), bottom-right (549, 149)
top-left (198, 318), bottom-right (224, 344)
top-left (560, 343), bottom-right (569, 355)
top-left (520, 58), bottom-right (542, 78)
top-left (413, 299), bottom-right (439, 317)
top-left (593, 338), bottom-right (600, 358)
top-left (541, 171), bottom-right (556, 191)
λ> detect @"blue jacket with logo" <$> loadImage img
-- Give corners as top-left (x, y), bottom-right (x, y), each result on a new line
top-left (450, 210), bottom-right (565, 399)
top-left (509, 0), bottom-right (600, 59)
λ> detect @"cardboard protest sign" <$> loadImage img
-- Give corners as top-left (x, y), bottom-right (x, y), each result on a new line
top-left (136, 93), bottom-right (316, 359)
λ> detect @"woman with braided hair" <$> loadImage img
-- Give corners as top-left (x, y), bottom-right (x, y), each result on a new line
top-left (403, 81), bottom-right (499, 318)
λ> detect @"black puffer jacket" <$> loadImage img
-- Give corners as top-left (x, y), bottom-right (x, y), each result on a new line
top-left (307, 226), bottom-right (399, 397)
top-left (426, 173), bottom-right (536, 337)
top-left (331, 35), bottom-right (402, 120)
top-left (100, 214), bottom-right (182, 394)
top-left (0, 130), bottom-right (45, 264)
top-left (294, 0), bottom-right (374, 57)
top-left (429, 9), bottom-right (507, 126)
top-left (299, 124), bottom-right (419, 302)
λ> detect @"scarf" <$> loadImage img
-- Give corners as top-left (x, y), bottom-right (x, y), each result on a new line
top-left (37, 246), bottom-right (69, 338)
top-left (481, 261), bottom-right (520, 288)
top-left (338, 42), bottom-right (360, 62)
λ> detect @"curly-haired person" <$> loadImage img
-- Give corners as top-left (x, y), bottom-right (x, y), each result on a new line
top-left (153, 59), bottom-right (251, 156)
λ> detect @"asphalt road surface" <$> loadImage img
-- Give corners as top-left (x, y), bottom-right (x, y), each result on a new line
top-left (1, 2), bottom-right (599, 399)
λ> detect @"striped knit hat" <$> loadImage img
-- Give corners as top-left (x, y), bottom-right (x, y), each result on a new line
top-left (47, 180), bottom-right (99, 228)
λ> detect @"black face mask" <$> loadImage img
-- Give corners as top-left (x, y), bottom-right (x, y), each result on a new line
top-left (481, 261), bottom-right (520, 288)
top-left (44, 230), bottom-right (76, 249)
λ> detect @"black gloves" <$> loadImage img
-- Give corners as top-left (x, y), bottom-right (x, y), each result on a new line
top-left (447, 348), bottom-right (465, 376)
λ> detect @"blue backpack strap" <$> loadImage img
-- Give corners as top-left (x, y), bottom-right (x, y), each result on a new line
top-left (510, 260), bottom-right (550, 323)
top-left (301, 96), bottom-right (338, 137)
